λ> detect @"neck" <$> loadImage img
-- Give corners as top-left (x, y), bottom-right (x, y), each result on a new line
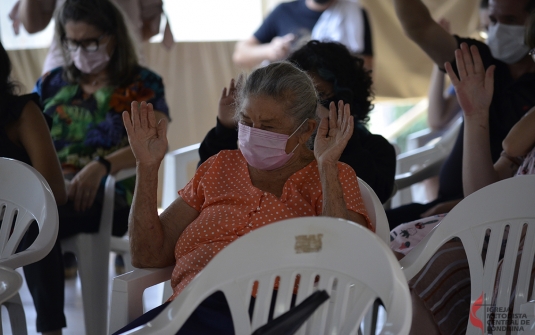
top-left (80, 69), bottom-right (109, 86)
top-left (305, 0), bottom-right (334, 12)
top-left (508, 54), bottom-right (535, 80)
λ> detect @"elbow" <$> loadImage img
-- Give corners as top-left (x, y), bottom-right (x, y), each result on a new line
top-left (502, 138), bottom-right (528, 158)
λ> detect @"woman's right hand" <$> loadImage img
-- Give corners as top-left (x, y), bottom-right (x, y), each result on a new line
top-left (445, 43), bottom-right (495, 119)
top-left (123, 101), bottom-right (168, 166)
top-left (218, 78), bottom-right (238, 129)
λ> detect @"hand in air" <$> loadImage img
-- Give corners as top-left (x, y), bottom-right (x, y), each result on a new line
top-left (268, 33), bottom-right (294, 61)
top-left (218, 77), bottom-right (238, 129)
top-left (314, 101), bottom-right (354, 166)
top-left (445, 43), bottom-right (495, 119)
top-left (123, 101), bottom-right (168, 166)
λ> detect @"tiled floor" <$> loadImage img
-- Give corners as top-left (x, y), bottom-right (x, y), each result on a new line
top-left (1, 253), bottom-right (164, 335)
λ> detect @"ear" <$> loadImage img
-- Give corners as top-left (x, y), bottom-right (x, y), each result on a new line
top-left (299, 119), bottom-right (318, 144)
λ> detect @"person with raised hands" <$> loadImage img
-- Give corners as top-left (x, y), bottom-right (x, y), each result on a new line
top-left (115, 61), bottom-right (371, 334)
top-left (386, 0), bottom-right (535, 227)
top-left (391, 39), bottom-right (535, 335)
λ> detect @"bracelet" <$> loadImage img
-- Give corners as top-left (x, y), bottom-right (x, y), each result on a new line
top-left (93, 156), bottom-right (111, 175)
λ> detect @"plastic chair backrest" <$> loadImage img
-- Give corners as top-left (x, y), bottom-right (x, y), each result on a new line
top-left (161, 143), bottom-right (200, 209)
top-left (0, 158), bottom-right (59, 269)
top-left (129, 217), bottom-right (412, 335)
top-left (358, 178), bottom-right (390, 244)
top-left (0, 266), bottom-right (23, 304)
top-left (400, 175), bottom-right (535, 335)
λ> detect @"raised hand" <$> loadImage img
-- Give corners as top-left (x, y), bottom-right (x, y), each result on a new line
top-left (268, 33), bottom-right (294, 61)
top-left (123, 101), bottom-right (168, 166)
top-left (445, 43), bottom-right (495, 119)
top-left (218, 78), bottom-right (238, 129)
top-left (314, 101), bottom-right (354, 166)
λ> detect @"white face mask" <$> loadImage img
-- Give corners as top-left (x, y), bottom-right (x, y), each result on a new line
top-left (486, 22), bottom-right (529, 64)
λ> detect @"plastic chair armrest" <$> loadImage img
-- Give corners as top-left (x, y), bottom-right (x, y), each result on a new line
top-left (109, 266), bottom-right (174, 334)
top-left (395, 157), bottom-right (445, 190)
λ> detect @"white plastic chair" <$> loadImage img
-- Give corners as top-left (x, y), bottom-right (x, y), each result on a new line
top-left (391, 116), bottom-right (462, 208)
top-left (111, 217), bottom-right (411, 335)
top-left (0, 158), bottom-right (60, 335)
top-left (400, 175), bottom-right (535, 335)
top-left (61, 167), bottom-right (136, 335)
top-left (161, 143), bottom-right (200, 209)
top-left (0, 267), bottom-right (23, 305)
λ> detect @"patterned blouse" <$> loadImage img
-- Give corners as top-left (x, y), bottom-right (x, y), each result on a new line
top-left (34, 66), bottom-right (169, 203)
top-left (171, 150), bottom-right (371, 299)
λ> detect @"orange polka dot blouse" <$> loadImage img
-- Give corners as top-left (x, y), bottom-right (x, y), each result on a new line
top-left (170, 150), bottom-right (370, 300)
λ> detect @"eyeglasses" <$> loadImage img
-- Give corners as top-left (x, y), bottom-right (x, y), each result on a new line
top-left (530, 48), bottom-right (535, 63)
top-left (61, 34), bottom-right (106, 52)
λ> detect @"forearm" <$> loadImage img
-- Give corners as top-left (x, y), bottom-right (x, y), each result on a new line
top-left (104, 146), bottom-right (136, 175)
top-left (392, 0), bottom-right (457, 66)
top-left (502, 107), bottom-right (535, 157)
top-left (233, 41), bottom-right (272, 68)
top-left (319, 163), bottom-right (349, 220)
top-left (462, 114), bottom-right (499, 196)
top-left (129, 163), bottom-right (172, 268)
top-left (427, 66), bottom-right (447, 130)
top-left (19, 0), bottom-right (54, 33)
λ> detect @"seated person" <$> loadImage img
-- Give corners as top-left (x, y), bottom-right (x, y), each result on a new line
top-left (233, 0), bottom-right (373, 70)
top-left (115, 61), bottom-right (371, 334)
top-left (0, 41), bottom-right (67, 335)
top-left (200, 41), bottom-right (396, 203)
top-left (30, 0), bottom-right (170, 333)
top-left (386, 0), bottom-right (535, 228)
top-left (392, 39), bottom-right (535, 334)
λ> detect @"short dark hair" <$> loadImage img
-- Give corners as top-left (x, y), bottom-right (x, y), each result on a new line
top-left (288, 40), bottom-right (374, 124)
top-left (55, 0), bottom-right (139, 87)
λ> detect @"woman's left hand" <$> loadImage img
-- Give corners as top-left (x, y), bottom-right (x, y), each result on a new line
top-left (314, 100), bottom-right (354, 166)
top-left (68, 161), bottom-right (107, 212)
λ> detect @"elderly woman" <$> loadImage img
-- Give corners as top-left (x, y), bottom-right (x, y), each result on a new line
top-left (200, 41), bottom-right (396, 203)
top-left (118, 61), bottom-right (371, 334)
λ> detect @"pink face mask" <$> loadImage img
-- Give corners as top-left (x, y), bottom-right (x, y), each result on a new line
top-left (238, 119), bottom-right (307, 171)
top-left (70, 42), bottom-right (110, 74)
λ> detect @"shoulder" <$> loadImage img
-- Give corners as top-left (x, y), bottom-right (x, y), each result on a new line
top-left (137, 67), bottom-right (164, 83)
top-left (273, 0), bottom-right (300, 12)
top-left (197, 150), bottom-right (245, 173)
top-left (35, 67), bottom-right (68, 99)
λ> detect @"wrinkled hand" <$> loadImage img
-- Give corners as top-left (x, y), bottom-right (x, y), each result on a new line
top-left (123, 101), bottom-right (168, 166)
top-left (268, 33), bottom-right (294, 61)
top-left (68, 162), bottom-right (107, 212)
top-left (218, 78), bottom-right (238, 129)
top-left (445, 43), bottom-right (495, 119)
top-left (420, 199), bottom-right (461, 218)
top-left (314, 101), bottom-right (354, 166)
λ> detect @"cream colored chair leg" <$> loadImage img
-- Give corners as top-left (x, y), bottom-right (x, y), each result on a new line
top-left (4, 293), bottom-right (28, 335)
top-left (75, 234), bottom-right (111, 335)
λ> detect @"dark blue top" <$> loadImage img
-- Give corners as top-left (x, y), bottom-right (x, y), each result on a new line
top-left (254, 0), bottom-right (373, 56)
